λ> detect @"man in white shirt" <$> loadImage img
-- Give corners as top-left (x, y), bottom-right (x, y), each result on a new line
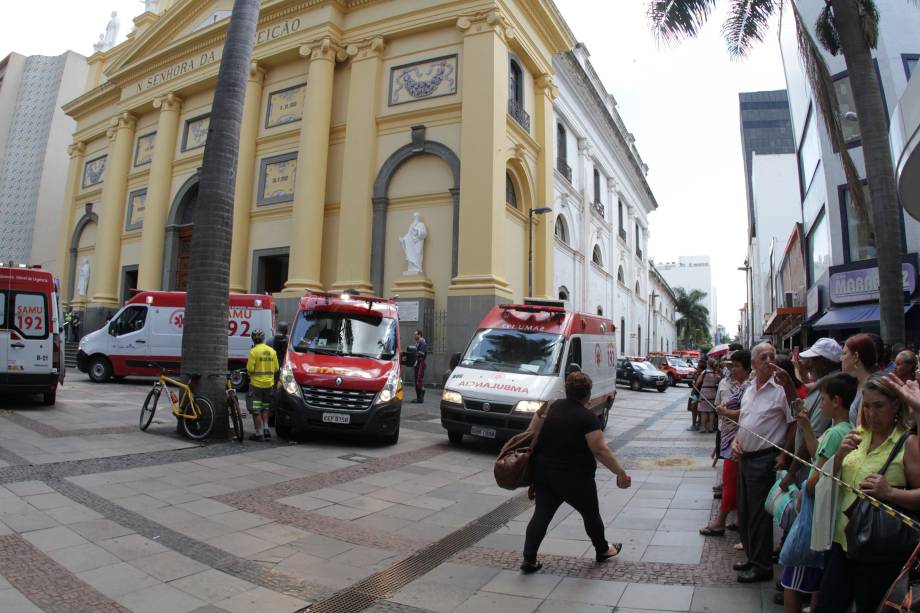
top-left (731, 342), bottom-right (796, 583)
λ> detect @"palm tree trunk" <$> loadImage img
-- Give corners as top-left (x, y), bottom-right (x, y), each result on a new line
top-left (829, 0), bottom-right (905, 344)
top-left (181, 0), bottom-right (262, 436)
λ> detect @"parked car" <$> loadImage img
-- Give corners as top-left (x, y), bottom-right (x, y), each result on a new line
top-left (648, 353), bottom-right (697, 387)
top-left (616, 358), bottom-right (668, 392)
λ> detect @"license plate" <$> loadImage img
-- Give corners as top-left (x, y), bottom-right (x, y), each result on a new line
top-left (470, 425), bottom-right (496, 439)
top-left (322, 413), bottom-right (350, 424)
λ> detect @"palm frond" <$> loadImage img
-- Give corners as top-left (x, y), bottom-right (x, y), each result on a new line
top-left (815, 4), bottom-right (840, 55)
top-left (791, 2), bottom-right (874, 241)
top-left (722, 0), bottom-right (782, 58)
top-left (857, 0), bottom-right (879, 48)
top-left (647, 0), bottom-right (719, 45)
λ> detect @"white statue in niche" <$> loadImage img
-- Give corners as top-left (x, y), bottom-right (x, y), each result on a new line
top-left (399, 212), bottom-right (428, 275)
top-left (77, 258), bottom-right (91, 297)
top-left (103, 11), bottom-right (120, 50)
top-left (93, 34), bottom-right (106, 53)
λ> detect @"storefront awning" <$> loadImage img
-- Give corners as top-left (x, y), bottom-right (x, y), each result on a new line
top-left (812, 303), bottom-right (914, 330)
top-left (763, 307), bottom-right (805, 335)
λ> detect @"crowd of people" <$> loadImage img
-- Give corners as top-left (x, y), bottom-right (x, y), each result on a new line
top-left (691, 335), bottom-right (920, 612)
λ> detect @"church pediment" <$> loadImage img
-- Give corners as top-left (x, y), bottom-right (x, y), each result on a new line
top-left (104, 0), bottom-right (236, 79)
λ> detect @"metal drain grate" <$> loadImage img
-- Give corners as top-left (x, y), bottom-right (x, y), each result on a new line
top-left (300, 492), bottom-right (532, 613)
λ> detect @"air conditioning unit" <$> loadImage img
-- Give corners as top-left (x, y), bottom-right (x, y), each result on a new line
top-left (784, 292), bottom-right (795, 308)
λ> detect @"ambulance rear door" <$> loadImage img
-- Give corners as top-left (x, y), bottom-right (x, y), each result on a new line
top-left (8, 284), bottom-right (52, 376)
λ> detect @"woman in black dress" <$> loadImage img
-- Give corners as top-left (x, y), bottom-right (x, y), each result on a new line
top-left (521, 371), bottom-right (632, 573)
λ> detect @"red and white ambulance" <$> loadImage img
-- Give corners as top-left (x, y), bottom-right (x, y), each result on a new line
top-left (76, 291), bottom-right (274, 382)
top-left (440, 300), bottom-right (617, 445)
top-left (275, 292), bottom-right (403, 444)
top-left (0, 264), bottom-right (64, 405)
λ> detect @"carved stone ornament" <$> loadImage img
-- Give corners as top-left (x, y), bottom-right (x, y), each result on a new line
top-left (153, 92), bottom-right (182, 112)
top-left (389, 55), bottom-right (457, 106)
top-left (68, 141), bottom-right (86, 159)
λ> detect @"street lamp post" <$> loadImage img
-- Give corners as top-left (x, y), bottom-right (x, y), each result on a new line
top-left (646, 290), bottom-right (658, 357)
top-left (528, 207), bottom-right (553, 297)
top-left (738, 262), bottom-right (753, 348)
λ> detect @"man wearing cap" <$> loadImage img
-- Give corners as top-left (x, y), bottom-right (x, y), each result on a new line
top-left (779, 338), bottom-right (842, 491)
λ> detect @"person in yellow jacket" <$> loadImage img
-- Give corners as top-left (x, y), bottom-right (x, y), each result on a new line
top-left (247, 329), bottom-right (279, 441)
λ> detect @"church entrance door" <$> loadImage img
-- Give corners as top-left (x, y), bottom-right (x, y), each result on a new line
top-left (176, 226), bottom-right (193, 291)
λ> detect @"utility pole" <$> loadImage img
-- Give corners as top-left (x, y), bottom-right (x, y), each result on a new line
top-left (646, 290), bottom-right (658, 357)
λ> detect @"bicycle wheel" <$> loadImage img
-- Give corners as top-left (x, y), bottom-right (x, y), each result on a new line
top-left (228, 394), bottom-right (244, 443)
top-left (182, 396), bottom-right (215, 440)
top-left (139, 387), bottom-right (159, 431)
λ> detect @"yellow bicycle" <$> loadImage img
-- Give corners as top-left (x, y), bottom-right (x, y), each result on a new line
top-left (139, 370), bottom-right (216, 440)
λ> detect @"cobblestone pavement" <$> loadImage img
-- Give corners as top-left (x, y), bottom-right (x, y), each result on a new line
top-left (0, 371), bottom-right (783, 612)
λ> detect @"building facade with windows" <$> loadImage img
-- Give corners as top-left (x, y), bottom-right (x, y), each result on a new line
top-left (57, 0), bottom-right (576, 370)
top-left (0, 51), bottom-right (87, 268)
top-left (656, 256), bottom-right (716, 344)
top-left (551, 44), bottom-right (658, 356)
top-left (778, 0), bottom-right (920, 341)
top-left (737, 90), bottom-right (798, 344)
top-left (648, 263), bottom-right (677, 354)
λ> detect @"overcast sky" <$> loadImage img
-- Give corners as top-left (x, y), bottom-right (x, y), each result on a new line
top-left (1, 1), bottom-right (789, 333)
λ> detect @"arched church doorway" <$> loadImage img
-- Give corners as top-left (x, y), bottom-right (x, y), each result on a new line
top-left (164, 176), bottom-right (198, 291)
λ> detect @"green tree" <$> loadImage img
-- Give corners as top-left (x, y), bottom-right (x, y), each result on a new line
top-left (181, 0), bottom-right (262, 437)
top-left (647, 0), bottom-right (909, 344)
top-left (674, 287), bottom-right (711, 347)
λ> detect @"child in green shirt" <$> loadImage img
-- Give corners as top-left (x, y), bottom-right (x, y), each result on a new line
top-left (781, 373), bottom-right (857, 609)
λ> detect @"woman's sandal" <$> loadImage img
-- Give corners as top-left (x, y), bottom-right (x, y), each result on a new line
top-left (733, 542), bottom-right (744, 551)
top-left (726, 524), bottom-right (739, 532)
top-left (520, 560), bottom-right (543, 574)
top-left (596, 543), bottom-right (623, 562)
top-left (699, 526), bottom-right (725, 536)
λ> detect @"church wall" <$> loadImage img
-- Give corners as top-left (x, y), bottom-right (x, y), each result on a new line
top-left (61, 0), bottom-right (576, 346)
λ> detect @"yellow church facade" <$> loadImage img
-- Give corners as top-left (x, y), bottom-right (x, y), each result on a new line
top-left (59, 0), bottom-right (574, 355)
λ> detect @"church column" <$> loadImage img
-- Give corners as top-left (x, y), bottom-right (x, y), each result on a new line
top-left (229, 61), bottom-right (264, 294)
top-left (533, 74), bottom-right (557, 300)
top-left (137, 93), bottom-right (182, 291)
top-left (578, 138), bottom-right (592, 308)
top-left (453, 13), bottom-right (509, 291)
top-left (91, 112), bottom-right (136, 308)
top-left (57, 141), bottom-right (85, 304)
top-left (445, 10), bottom-right (513, 355)
top-left (333, 37), bottom-right (385, 294)
top-left (283, 38), bottom-right (339, 296)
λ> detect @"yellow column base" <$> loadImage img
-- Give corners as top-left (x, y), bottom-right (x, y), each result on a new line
top-left (330, 280), bottom-right (375, 294)
top-left (448, 274), bottom-right (513, 298)
top-left (391, 275), bottom-right (435, 300)
top-left (279, 279), bottom-right (324, 297)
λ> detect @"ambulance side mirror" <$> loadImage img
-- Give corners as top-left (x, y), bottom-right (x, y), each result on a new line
top-left (450, 352), bottom-right (462, 369)
top-left (565, 363), bottom-right (581, 376)
top-left (108, 322), bottom-right (117, 336)
top-left (401, 346), bottom-right (418, 367)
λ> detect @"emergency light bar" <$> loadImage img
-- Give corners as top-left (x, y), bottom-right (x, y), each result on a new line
top-left (498, 304), bottom-right (565, 314)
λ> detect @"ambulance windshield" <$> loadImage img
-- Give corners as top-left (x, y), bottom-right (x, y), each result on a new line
top-left (460, 328), bottom-right (564, 376)
top-left (291, 311), bottom-right (398, 360)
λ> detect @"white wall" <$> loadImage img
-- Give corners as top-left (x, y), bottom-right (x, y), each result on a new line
top-left (552, 46), bottom-right (657, 357)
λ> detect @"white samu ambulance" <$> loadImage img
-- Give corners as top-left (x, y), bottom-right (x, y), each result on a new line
top-left (440, 300), bottom-right (617, 445)
top-left (77, 291), bottom-right (274, 382)
top-left (1, 264), bottom-right (64, 405)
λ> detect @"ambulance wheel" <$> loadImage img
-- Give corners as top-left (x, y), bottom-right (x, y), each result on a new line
top-left (88, 356), bottom-right (112, 382)
top-left (42, 389), bottom-right (56, 406)
top-left (448, 430), bottom-right (463, 446)
top-left (381, 423), bottom-right (400, 446)
top-left (274, 421), bottom-right (292, 440)
top-left (230, 370), bottom-right (249, 393)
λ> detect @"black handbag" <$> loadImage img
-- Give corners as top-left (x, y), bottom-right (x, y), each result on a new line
top-left (845, 431), bottom-right (920, 563)
top-left (878, 542), bottom-right (920, 612)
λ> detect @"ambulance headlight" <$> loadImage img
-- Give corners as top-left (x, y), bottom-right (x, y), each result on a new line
top-left (441, 390), bottom-right (463, 405)
top-left (375, 366), bottom-right (403, 405)
top-left (513, 400), bottom-right (546, 414)
top-left (281, 363), bottom-right (301, 398)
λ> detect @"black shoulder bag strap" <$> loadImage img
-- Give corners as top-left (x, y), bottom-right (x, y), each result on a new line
top-left (879, 430), bottom-right (914, 477)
